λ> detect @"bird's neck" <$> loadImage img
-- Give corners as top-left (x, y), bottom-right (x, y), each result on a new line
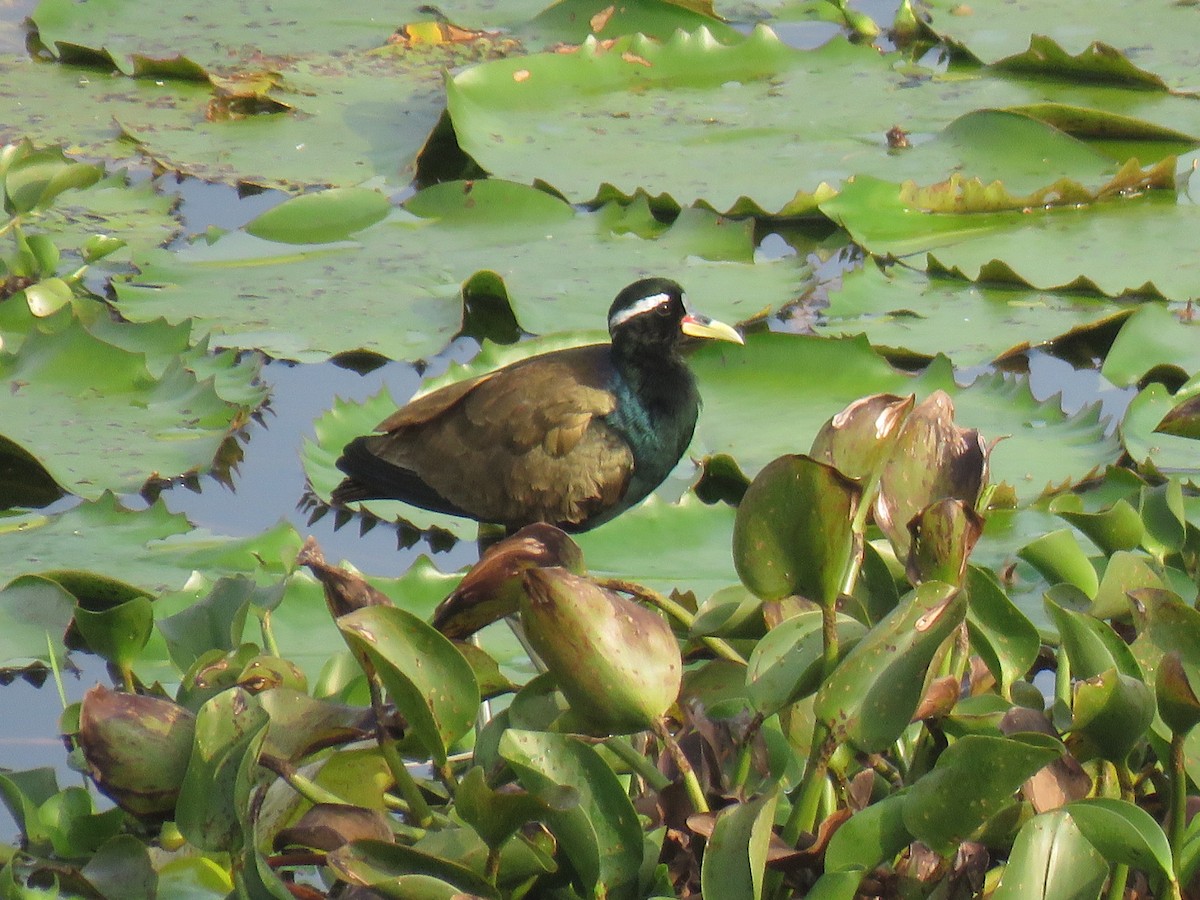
top-left (609, 346), bottom-right (700, 455)
top-left (612, 345), bottom-right (692, 410)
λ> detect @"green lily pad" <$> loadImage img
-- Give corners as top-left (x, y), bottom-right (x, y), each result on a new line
top-left (117, 181), bottom-right (797, 362)
top-left (818, 263), bottom-right (1135, 367)
top-left (692, 332), bottom-right (914, 477)
top-left (923, 0), bottom-right (1200, 93)
top-left (117, 51), bottom-right (451, 191)
top-left (696, 335), bottom-right (1119, 503)
top-left (824, 175), bottom-right (1200, 301)
top-left (0, 574), bottom-right (76, 672)
top-left (0, 493), bottom-right (301, 596)
top-left (0, 316), bottom-right (266, 499)
top-left (446, 24), bottom-right (1200, 216)
top-left (31, 0), bottom-right (411, 72)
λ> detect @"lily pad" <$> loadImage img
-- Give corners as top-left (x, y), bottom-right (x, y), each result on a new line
top-left (0, 493), bottom-right (301, 596)
top-left (117, 181), bottom-right (799, 362)
top-left (0, 316), bottom-right (266, 499)
top-left (824, 175), bottom-right (1200, 301)
top-left (116, 51), bottom-right (452, 191)
top-left (31, 0), bottom-right (416, 72)
top-left (1101, 304), bottom-right (1200, 387)
top-left (923, 0), bottom-right (1200, 93)
top-left (818, 263), bottom-right (1135, 367)
top-left (446, 25), bottom-right (1200, 216)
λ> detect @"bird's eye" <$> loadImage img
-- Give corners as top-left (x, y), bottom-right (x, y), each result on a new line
top-left (656, 302), bottom-right (673, 316)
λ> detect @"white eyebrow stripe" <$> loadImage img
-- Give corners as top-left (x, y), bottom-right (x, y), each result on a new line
top-left (608, 292), bottom-right (673, 328)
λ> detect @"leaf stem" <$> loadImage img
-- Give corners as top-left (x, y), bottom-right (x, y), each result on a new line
top-left (780, 727), bottom-right (835, 847)
top-left (653, 717), bottom-right (708, 814)
top-left (1105, 864), bottom-right (1129, 900)
top-left (820, 601), bottom-right (839, 681)
top-left (259, 610), bottom-right (281, 659)
top-left (1168, 732), bottom-right (1187, 865)
top-left (369, 677), bottom-right (434, 828)
top-left (595, 577), bottom-right (747, 666)
top-left (769, 727), bottom-right (836, 900)
top-left (604, 736), bottom-right (672, 792)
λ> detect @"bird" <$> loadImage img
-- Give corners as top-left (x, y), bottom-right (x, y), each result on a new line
top-left (331, 277), bottom-right (743, 532)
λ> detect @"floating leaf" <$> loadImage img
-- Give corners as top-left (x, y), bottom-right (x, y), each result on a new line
top-left (1065, 797), bottom-right (1175, 882)
top-left (818, 264), bottom-right (1135, 368)
top-left (733, 454), bottom-right (860, 606)
top-left (0, 574), bottom-right (75, 672)
top-left (814, 581), bottom-right (965, 752)
top-left (699, 792), bottom-right (777, 900)
top-left (244, 187), bottom-right (391, 244)
top-left (825, 176), bottom-right (1200, 302)
top-left (0, 317), bottom-right (266, 499)
top-left (923, 1), bottom-right (1200, 93)
top-left (338, 605), bottom-right (479, 765)
top-left (500, 729), bottom-right (643, 900)
top-left (1122, 386), bottom-right (1200, 481)
top-left (991, 810), bottom-right (1108, 900)
top-left (902, 733), bottom-right (1063, 853)
top-left (118, 182), bottom-right (795, 362)
top-left (1102, 304), bottom-right (1200, 387)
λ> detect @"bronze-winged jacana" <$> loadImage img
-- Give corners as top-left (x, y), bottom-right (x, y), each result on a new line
top-left (331, 278), bottom-right (743, 532)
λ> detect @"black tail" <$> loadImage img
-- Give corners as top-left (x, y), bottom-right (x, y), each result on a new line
top-left (331, 436), bottom-right (471, 519)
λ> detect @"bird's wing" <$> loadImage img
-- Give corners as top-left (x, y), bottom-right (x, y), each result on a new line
top-left (374, 371), bottom-right (496, 432)
top-left (355, 346), bottom-right (634, 527)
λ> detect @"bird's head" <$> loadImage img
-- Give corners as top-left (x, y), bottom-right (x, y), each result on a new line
top-left (607, 278), bottom-right (743, 354)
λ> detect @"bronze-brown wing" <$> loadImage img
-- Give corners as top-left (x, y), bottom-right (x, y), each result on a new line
top-left (342, 345), bottom-right (635, 528)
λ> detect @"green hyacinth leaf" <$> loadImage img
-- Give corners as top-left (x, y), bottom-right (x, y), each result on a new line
top-left (990, 810), bottom-right (1107, 900)
top-left (175, 687), bottom-right (269, 853)
top-left (500, 729), bottom-right (642, 900)
top-left (902, 733), bottom-right (1063, 854)
top-left (699, 792), bottom-right (778, 900)
top-left (746, 610), bottom-right (868, 717)
top-left (338, 605), bottom-right (479, 766)
top-left (1065, 798), bottom-right (1175, 883)
top-left (1068, 668), bottom-right (1154, 764)
top-left (814, 581), bottom-right (966, 752)
top-left (733, 454), bottom-right (860, 606)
